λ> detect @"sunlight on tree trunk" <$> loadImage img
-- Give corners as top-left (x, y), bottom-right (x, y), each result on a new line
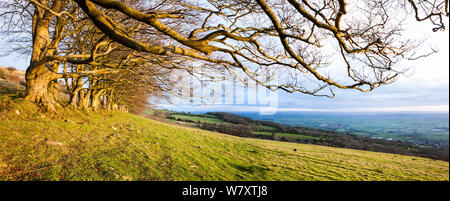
top-left (25, 64), bottom-right (59, 111)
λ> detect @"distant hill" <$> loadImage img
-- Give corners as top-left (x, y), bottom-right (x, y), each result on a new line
top-left (1, 97), bottom-right (448, 181)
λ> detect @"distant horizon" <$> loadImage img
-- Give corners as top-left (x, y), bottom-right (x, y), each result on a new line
top-left (157, 104), bottom-right (449, 114)
top-left (157, 106), bottom-right (450, 115)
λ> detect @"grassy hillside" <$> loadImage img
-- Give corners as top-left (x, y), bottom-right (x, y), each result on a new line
top-left (0, 97), bottom-right (448, 181)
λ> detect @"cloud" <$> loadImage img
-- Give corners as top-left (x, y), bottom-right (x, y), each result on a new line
top-left (1, 17), bottom-right (448, 114)
top-left (277, 105), bottom-right (449, 113)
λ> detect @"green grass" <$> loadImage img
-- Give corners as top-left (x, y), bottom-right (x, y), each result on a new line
top-left (171, 114), bottom-right (224, 124)
top-left (0, 98), bottom-right (448, 181)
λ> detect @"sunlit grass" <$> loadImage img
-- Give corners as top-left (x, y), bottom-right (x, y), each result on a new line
top-left (0, 97), bottom-right (448, 181)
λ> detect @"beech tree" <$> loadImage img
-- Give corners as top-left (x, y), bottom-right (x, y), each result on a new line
top-left (1, 0), bottom-right (119, 110)
top-left (1, 0), bottom-right (449, 111)
top-left (1, 0), bottom-right (181, 111)
top-left (73, 0), bottom-right (449, 96)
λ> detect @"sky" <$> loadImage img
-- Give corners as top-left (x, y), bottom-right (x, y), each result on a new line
top-left (0, 8), bottom-right (448, 115)
top-left (158, 20), bottom-right (450, 114)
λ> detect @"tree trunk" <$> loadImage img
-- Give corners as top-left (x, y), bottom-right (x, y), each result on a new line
top-left (112, 103), bottom-right (119, 111)
top-left (25, 63), bottom-right (59, 111)
top-left (69, 86), bottom-right (83, 107)
top-left (106, 91), bottom-right (114, 110)
top-left (92, 88), bottom-right (108, 110)
top-left (78, 89), bottom-right (92, 110)
top-left (25, 7), bottom-right (60, 111)
top-left (91, 92), bottom-right (102, 111)
top-left (69, 92), bottom-right (78, 107)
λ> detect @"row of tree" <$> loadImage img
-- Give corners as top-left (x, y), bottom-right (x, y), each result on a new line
top-left (1, 0), bottom-right (185, 112)
top-left (0, 0), bottom-right (447, 112)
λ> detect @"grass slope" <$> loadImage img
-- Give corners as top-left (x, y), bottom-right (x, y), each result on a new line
top-left (0, 98), bottom-right (448, 181)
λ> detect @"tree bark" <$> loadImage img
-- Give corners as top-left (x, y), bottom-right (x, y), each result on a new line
top-left (25, 63), bottom-right (59, 111)
top-left (78, 89), bottom-right (92, 110)
top-left (25, 6), bottom-right (59, 111)
top-left (91, 90), bottom-right (104, 111)
top-left (69, 85), bottom-right (83, 107)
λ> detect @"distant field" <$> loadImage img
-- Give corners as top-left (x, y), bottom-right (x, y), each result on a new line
top-left (237, 112), bottom-right (450, 145)
top-left (170, 114), bottom-right (279, 131)
top-left (171, 114), bottom-right (225, 124)
top-left (1, 98), bottom-right (448, 181)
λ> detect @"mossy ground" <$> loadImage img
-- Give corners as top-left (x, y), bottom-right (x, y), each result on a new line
top-left (0, 97), bottom-right (448, 181)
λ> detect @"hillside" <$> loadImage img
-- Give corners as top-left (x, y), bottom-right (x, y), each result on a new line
top-left (166, 112), bottom-right (449, 161)
top-left (0, 97), bottom-right (448, 181)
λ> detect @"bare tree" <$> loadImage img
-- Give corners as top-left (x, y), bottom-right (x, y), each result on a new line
top-left (74, 0), bottom-right (449, 97)
top-left (1, 0), bottom-right (113, 110)
top-left (1, 0), bottom-right (184, 111)
top-left (1, 0), bottom-right (449, 111)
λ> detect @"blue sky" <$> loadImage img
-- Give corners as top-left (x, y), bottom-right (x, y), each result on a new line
top-left (1, 15), bottom-right (448, 114)
top-left (159, 21), bottom-right (450, 114)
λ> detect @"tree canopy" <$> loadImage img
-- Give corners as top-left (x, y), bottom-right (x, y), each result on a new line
top-left (0, 0), bottom-right (448, 111)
